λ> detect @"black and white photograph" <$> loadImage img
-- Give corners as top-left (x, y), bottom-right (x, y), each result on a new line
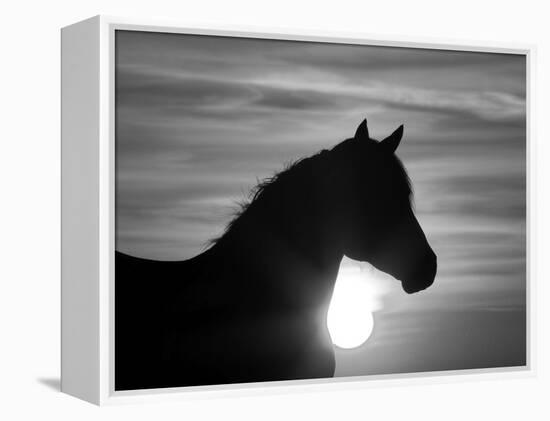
top-left (6, 0), bottom-right (550, 418)
top-left (113, 30), bottom-right (526, 391)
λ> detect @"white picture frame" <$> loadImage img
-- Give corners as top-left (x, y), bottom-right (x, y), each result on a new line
top-left (61, 15), bottom-right (534, 405)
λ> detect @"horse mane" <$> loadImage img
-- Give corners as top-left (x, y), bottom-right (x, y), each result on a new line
top-left (207, 138), bottom-right (414, 248)
top-left (208, 149), bottom-right (330, 247)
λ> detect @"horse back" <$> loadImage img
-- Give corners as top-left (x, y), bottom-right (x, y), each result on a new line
top-left (114, 249), bottom-right (336, 390)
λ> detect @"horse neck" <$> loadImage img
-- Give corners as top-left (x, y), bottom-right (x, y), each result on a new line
top-left (214, 171), bottom-right (344, 272)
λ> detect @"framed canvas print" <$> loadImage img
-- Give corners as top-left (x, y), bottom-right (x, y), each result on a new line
top-left (61, 16), bottom-right (532, 405)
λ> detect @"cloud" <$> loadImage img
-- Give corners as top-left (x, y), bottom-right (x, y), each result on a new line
top-left (276, 42), bottom-right (525, 73)
top-left (116, 68), bottom-right (355, 120)
top-left (334, 306), bottom-right (526, 376)
top-left (379, 89), bottom-right (525, 124)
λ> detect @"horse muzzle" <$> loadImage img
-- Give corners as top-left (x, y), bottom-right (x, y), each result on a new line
top-left (401, 250), bottom-right (437, 294)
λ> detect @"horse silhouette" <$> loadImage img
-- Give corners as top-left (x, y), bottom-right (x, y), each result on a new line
top-left (115, 119), bottom-right (437, 390)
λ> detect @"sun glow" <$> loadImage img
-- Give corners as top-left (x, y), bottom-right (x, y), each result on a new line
top-left (327, 260), bottom-right (385, 349)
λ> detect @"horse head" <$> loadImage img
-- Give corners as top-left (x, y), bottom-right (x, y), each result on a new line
top-left (327, 119), bottom-right (437, 293)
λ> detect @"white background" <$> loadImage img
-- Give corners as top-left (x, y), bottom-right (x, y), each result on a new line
top-left (0, 0), bottom-right (547, 419)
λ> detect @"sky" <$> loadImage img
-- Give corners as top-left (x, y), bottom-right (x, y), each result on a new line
top-left (115, 30), bottom-right (526, 377)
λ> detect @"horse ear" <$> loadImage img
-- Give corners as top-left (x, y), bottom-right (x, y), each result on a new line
top-left (380, 125), bottom-right (404, 154)
top-left (354, 119), bottom-right (369, 141)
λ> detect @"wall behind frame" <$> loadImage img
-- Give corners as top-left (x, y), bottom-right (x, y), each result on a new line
top-left (0, 0), bottom-right (547, 419)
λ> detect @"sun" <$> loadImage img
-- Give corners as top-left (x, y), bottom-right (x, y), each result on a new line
top-left (327, 263), bottom-right (376, 349)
